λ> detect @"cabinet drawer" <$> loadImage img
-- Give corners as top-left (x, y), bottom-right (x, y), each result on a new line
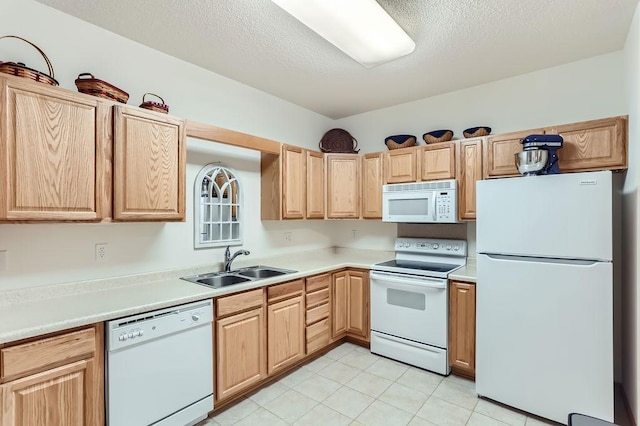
top-left (306, 288), bottom-right (329, 309)
top-left (306, 302), bottom-right (329, 325)
top-left (306, 274), bottom-right (330, 293)
top-left (306, 317), bottom-right (330, 354)
top-left (1, 328), bottom-right (96, 380)
top-left (216, 289), bottom-right (263, 317)
top-left (267, 279), bottom-right (304, 304)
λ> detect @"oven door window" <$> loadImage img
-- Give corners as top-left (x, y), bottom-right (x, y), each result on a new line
top-left (387, 288), bottom-right (426, 310)
top-left (388, 197), bottom-right (429, 216)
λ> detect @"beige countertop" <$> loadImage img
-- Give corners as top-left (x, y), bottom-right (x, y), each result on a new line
top-left (0, 247), bottom-right (393, 345)
top-left (448, 259), bottom-right (477, 283)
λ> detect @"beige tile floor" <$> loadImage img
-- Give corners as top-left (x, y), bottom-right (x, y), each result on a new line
top-left (198, 342), bottom-right (621, 426)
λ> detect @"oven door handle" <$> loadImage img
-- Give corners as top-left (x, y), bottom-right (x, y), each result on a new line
top-left (370, 271), bottom-right (446, 289)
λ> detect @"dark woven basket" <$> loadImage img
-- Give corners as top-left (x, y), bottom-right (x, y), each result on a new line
top-left (319, 128), bottom-right (359, 153)
top-left (423, 130), bottom-right (454, 144)
top-left (0, 35), bottom-right (58, 86)
top-left (463, 126), bottom-right (491, 138)
top-left (385, 135), bottom-right (417, 150)
top-left (139, 93), bottom-right (169, 114)
top-left (75, 73), bottom-right (129, 103)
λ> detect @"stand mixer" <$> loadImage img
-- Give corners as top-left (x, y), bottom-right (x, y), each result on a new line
top-left (515, 134), bottom-right (564, 176)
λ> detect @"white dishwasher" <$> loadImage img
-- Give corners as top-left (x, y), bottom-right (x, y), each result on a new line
top-left (107, 300), bottom-right (214, 426)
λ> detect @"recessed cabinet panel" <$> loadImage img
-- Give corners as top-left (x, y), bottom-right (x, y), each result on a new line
top-left (306, 150), bottom-right (325, 219)
top-left (384, 148), bottom-right (417, 183)
top-left (282, 145), bottom-right (306, 219)
top-left (326, 155), bottom-right (360, 218)
top-left (419, 143), bottom-right (455, 181)
top-left (113, 106), bottom-right (185, 221)
top-left (362, 153), bottom-right (383, 219)
top-left (456, 139), bottom-right (483, 220)
top-left (0, 78), bottom-right (106, 220)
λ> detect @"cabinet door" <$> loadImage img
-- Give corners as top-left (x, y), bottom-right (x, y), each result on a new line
top-left (267, 295), bottom-right (305, 374)
top-left (346, 270), bottom-right (369, 340)
top-left (449, 281), bottom-right (476, 378)
top-left (0, 77), bottom-right (108, 221)
top-left (326, 154), bottom-right (360, 218)
top-left (418, 142), bottom-right (455, 181)
top-left (1, 360), bottom-right (89, 426)
top-left (549, 116), bottom-right (627, 172)
top-left (282, 145), bottom-right (306, 219)
top-left (306, 150), bottom-right (324, 219)
top-left (484, 129), bottom-right (543, 179)
top-left (362, 153), bottom-right (383, 219)
top-left (456, 139), bottom-right (483, 221)
top-left (113, 106), bottom-right (186, 221)
top-left (216, 307), bottom-right (266, 401)
top-left (332, 271), bottom-right (348, 339)
top-left (384, 148), bottom-right (417, 183)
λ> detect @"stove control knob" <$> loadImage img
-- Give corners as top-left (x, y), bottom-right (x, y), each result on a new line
top-left (128, 332), bottom-right (134, 339)
top-left (432, 243), bottom-right (439, 249)
top-left (138, 329), bottom-right (144, 337)
top-left (192, 314), bottom-right (200, 322)
top-left (119, 334), bottom-right (127, 341)
top-left (454, 245), bottom-right (460, 251)
top-left (446, 244), bottom-right (452, 250)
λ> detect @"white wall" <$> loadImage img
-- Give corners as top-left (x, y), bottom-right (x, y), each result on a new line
top-left (622, 3), bottom-right (640, 422)
top-left (0, 0), bottom-right (337, 290)
top-left (336, 51), bottom-right (626, 153)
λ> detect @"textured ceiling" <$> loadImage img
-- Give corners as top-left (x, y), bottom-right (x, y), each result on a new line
top-left (36, 0), bottom-right (639, 119)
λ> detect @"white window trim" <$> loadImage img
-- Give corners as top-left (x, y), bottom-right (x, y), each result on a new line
top-left (194, 163), bottom-right (243, 249)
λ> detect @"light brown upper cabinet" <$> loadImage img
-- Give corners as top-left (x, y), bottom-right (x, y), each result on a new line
top-left (548, 116), bottom-right (627, 172)
top-left (383, 147), bottom-right (417, 184)
top-left (484, 129), bottom-right (540, 179)
top-left (456, 138), bottom-right (483, 221)
top-left (306, 150), bottom-right (325, 219)
top-left (261, 146), bottom-right (325, 220)
top-left (0, 75), bottom-right (109, 221)
top-left (113, 106), bottom-right (186, 221)
top-left (326, 154), bottom-right (361, 219)
top-left (361, 153), bottom-right (384, 219)
top-left (484, 116), bottom-right (628, 179)
top-left (281, 145), bottom-right (306, 219)
top-left (418, 142), bottom-right (456, 181)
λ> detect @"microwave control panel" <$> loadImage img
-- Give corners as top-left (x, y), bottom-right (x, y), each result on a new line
top-left (435, 191), bottom-right (456, 221)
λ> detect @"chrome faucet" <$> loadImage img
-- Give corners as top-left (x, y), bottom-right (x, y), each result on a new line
top-left (224, 246), bottom-right (250, 272)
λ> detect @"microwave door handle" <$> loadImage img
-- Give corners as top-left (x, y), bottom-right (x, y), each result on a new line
top-left (431, 192), bottom-right (437, 221)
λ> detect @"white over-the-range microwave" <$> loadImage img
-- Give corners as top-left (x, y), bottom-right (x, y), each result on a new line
top-left (382, 179), bottom-right (458, 223)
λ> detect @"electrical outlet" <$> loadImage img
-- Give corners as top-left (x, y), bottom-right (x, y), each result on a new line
top-left (0, 250), bottom-right (6, 270)
top-left (95, 243), bottom-right (108, 262)
top-left (283, 232), bottom-right (292, 243)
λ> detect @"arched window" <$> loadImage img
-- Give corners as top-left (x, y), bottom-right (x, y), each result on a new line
top-left (194, 164), bottom-right (242, 248)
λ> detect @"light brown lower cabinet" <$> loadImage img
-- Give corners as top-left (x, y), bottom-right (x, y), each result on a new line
top-left (0, 325), bottom-right (104, 426)
top-left (449, 281), bottom-right (476, 378)
top-left (332, 269), bottom-right (370, 342)
top-left (305, 274), bottom-right (331, 354)
top-left (215, 290), bottom-right (266, 402)
top-left (267, 281), bottom-right (305, 375)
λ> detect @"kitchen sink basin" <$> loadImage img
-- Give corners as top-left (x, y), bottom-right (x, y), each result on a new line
top-left (236, 266), bottom-right (295, 279)
top-left (196, 275), bottom-right (251, 287)
top-left (181, 265), bottom-right (296, 289)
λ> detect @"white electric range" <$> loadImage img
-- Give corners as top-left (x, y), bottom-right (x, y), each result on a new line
top-left (370, 238), bottom-right (467, 375)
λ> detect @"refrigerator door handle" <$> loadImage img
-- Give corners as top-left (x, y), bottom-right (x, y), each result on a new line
top-left (483, 253), bottom-right (602, 266)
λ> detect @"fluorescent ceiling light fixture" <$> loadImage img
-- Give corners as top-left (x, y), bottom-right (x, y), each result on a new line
top-left (271, 0), bottom-right (415, 68)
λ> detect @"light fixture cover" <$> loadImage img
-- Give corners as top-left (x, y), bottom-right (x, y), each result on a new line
top-left (271, 0), bottom-right (415, 68)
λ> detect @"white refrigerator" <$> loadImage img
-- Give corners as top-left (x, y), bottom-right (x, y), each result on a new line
top-left (476, 171), bottom-right (614, 424)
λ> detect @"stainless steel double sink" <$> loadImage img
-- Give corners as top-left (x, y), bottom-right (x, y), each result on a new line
top-left (180, 265), bottom-right (297, 288)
